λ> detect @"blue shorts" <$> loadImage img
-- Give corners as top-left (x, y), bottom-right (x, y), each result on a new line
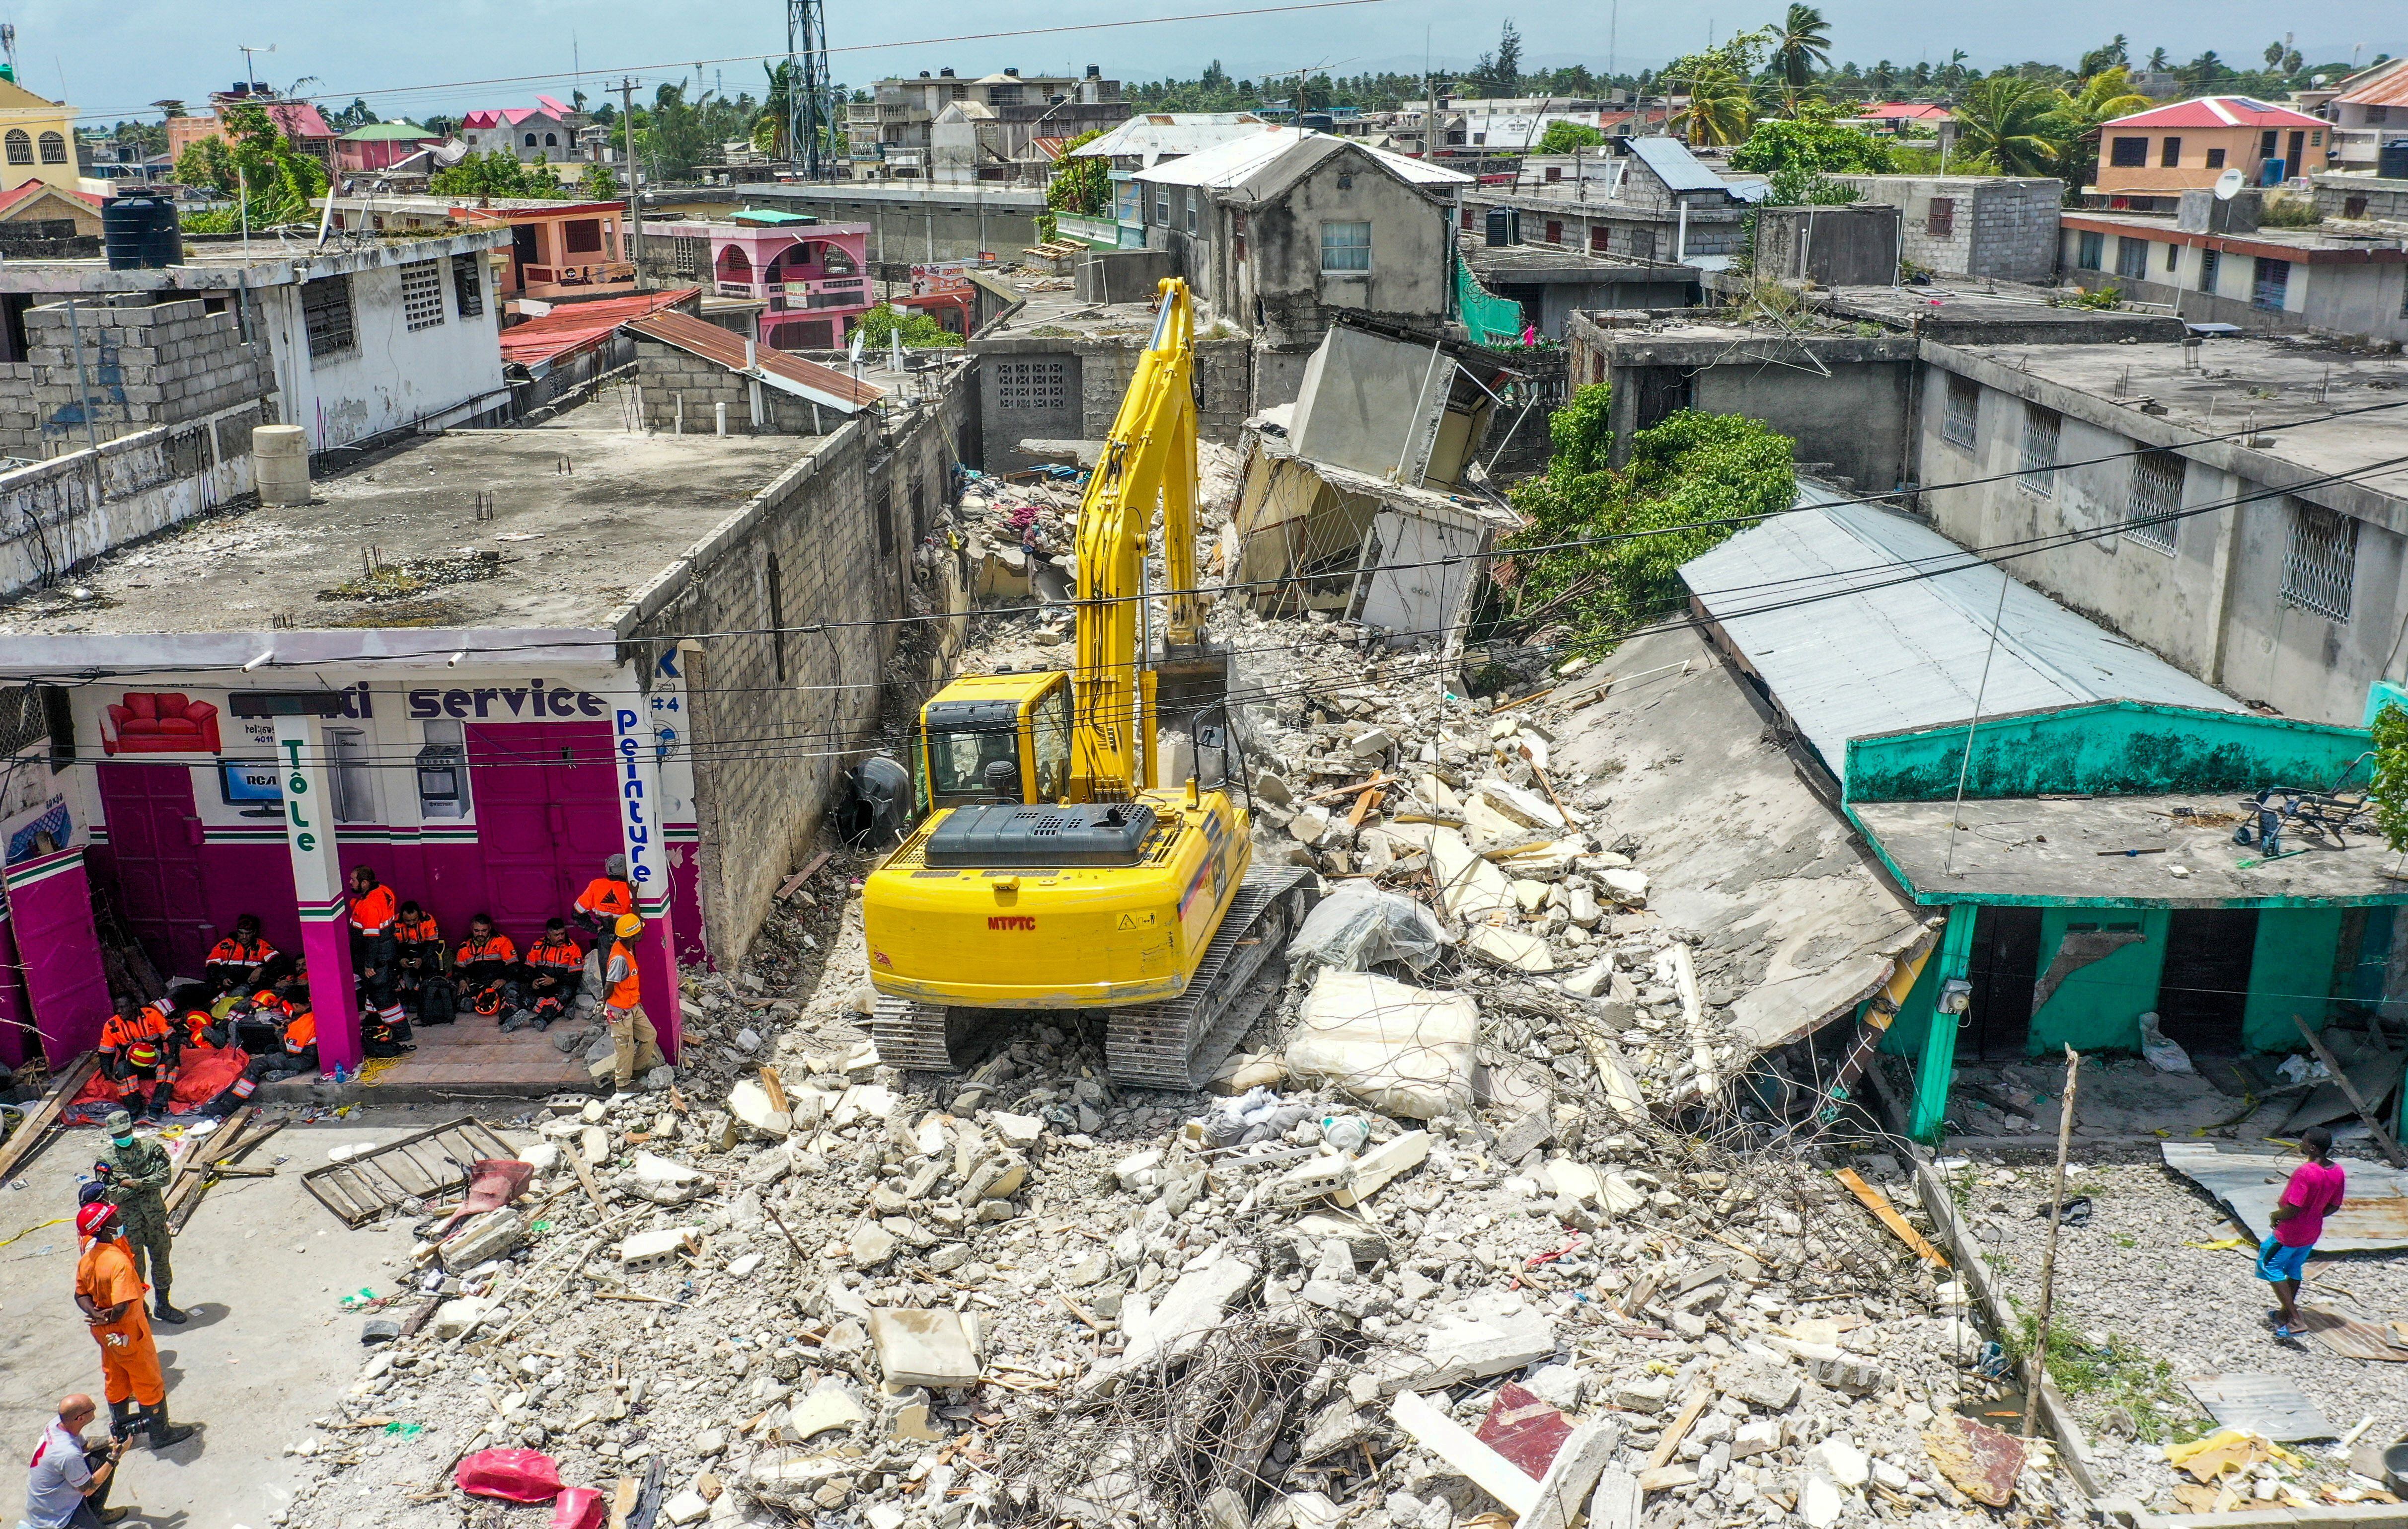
top-left (2255, 1238), bottom-right (2313, 1283)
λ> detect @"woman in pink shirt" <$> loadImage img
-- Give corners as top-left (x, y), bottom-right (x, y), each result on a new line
top-left (2258, 1125), bottom-right (2345, 1340)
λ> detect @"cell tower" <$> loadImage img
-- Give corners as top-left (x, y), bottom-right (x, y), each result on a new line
top-left (786, 0), bottom-right (833, 179)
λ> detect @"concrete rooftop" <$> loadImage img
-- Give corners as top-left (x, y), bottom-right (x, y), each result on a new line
top-left (975, 292), bottom-right (1170, 342)
top-left (2070, 210), bottom-right (2408, 256)
top-left (1941, 334), bottom-right (2408, 514)
top-left (1850, 792), bottom-right (2407, 908)
top-left (0, 426), bottom-right (816, 642)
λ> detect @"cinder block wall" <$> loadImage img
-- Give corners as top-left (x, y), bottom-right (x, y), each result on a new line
top-left (633, 369), bottom-right (971, 965)
top-left (630, 338), bottom-right (876, 435)
top-left (0, 295), bottom-right (272, 457)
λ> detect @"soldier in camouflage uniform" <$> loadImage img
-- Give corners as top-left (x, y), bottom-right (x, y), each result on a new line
top-left (96, 1110), bottom-right (186, 1324)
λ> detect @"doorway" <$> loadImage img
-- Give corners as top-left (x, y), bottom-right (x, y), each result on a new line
top-left (2157, 908), bottom-right (2258, 1054)
top-left (95, 763), bottom-right (217, 980)
top-left (1965, 905), bottom-right (2043, 1060)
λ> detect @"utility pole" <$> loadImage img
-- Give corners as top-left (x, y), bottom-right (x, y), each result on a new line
top-left (620, 78), bottom-right (645, 285)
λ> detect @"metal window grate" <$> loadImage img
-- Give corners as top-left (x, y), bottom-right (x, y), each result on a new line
top-left (1941, 374), bottom-right (1979, 451)
top-left (400, 260), bottom-right (446, 331)
top-left (2282, 500), bottom-right (2357, 621)
top-left (2019, 405), bottom-right (2060, 496)
top-left (2125, 450), bottom-right (2184, 550)
top-left (452, 254), bottom-right (484, 318)
top-left (1925, 197), bottom-right (1955, 236)
top-left (301, 276), bottom-right (356, 357)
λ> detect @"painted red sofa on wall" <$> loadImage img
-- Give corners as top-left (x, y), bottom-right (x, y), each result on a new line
top-left (102, 692), bottom-right (222, 755)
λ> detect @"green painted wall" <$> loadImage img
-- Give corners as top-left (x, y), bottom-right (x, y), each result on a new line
top-left (2028, 909), bottom-right (2168, 1054)
top-left (2241, 907), bottom-right (2344, 1051)
top-left (1844, 700), bottom-right (2372, 804)
top-left (1879, 934), bottom-right (1948, 1057)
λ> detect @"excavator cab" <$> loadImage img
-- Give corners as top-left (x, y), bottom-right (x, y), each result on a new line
top-left (917, 670), bottom-right (1074, 810)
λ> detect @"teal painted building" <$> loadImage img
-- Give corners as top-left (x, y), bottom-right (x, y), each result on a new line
top-left (1683, 499), bottom-right (2408, 1144)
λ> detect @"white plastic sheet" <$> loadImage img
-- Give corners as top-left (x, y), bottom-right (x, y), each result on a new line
top-left (1284, 970), bottom-right (1477, 1121)
top-left (1285, 882), bottom-right (1449, 975)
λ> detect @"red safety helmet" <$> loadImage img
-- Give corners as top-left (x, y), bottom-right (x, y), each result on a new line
top-left (126, 1040), bottom-right (161, 1070)
top-left (75, 1202), bottom-right (118, 1239)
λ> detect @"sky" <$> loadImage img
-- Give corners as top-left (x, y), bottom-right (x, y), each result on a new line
top-left (26, 0), bottom-right (2408, 126)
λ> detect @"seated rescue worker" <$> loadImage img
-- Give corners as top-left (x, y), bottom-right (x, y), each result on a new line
top-left (97, 998), bottom-right (176, 1098)
top-left (119, 1037), bottom-right (178, 1122)
top-left (246, 1003), bottom-right (318, 1081)
top-left (224, 991), bottom-right (289, 1056)
top-left (521, 919), bottom-right (584, 1031)
top-left (392, 902), bottom-right (444, 1016)
top-left (204, 915), bottom-right (281, 997)
top-left (454, 914), bottom-right (521, 1023)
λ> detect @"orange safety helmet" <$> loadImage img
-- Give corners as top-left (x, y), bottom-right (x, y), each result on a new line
top-left (126, 1040), bottom-right (161, 1070)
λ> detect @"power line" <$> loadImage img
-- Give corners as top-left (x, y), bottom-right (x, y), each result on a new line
top-left (67, 0), bottom-right (1395, 124)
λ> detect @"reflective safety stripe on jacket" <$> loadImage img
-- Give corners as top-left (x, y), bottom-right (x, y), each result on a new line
top-left (457, 934), bottom-right (517, 965)
top-left (284, 1009), bottom-right (317, 1054)
top-left (208, 935), bottom-right (275, 967)
top-left (605, 939), bottom-right (641, 1009)
top-left (527, 939), bottom-right (583, 969)
top-left (349, 884), bottom-right (398, 935)
top-left (395, 915), bottom-right (441, 944)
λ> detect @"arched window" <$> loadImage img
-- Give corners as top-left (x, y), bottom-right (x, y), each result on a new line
top-left (524, 132), bottom-right (538, 147)
top-left (4, 131), bottom-right (29, 165)
top-left (717, 245), bottom-right (753, 282)
top-left (543, 132), bottom-right (558, 147)
top-left (820, 242), bottom-right (857, 277)
top-left (37, 131), bottom-right (66, 164)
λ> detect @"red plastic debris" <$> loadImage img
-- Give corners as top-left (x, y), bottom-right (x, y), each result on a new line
top-left (455, 1448), bottom-right (566, 1503)
top-left (550, 1486), bottom-right (605, 1529)
top-left (1475, 1381), bottom-right (1573, 1481)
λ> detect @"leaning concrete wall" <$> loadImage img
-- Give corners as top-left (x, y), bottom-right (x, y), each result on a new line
top-left (629, 369), bottom-right (970, 965)
top-left (0, 398), bottom-right (264, 597)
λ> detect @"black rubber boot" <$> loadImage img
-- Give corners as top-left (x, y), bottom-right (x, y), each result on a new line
top-left (140, 1401), bottom-right (195, 1448)
top-left (153, 1292), bottom-right (188, 1324)
top-left (106, 1399), bottom-right (136, 1443)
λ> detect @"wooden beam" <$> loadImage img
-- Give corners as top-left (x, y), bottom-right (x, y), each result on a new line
top-left (0, 1054), bottom-right (102, 1184)
top-left (2293, 1013), bottom-right (2408, 1168)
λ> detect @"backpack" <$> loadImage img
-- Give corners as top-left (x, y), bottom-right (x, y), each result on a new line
top-left (418, 975), bottom-right (457, 1026)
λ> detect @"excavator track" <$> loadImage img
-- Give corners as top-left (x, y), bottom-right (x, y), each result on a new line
top-left (869, 864), bottom-right (1318, 1090)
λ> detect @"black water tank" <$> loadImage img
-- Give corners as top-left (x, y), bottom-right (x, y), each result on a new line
top-left (2382, 139), bottom-right (2408, 182)
top-left (102, 194), bottom-right (181, 271)
top-left (1298, 112), bottom-right (1335, 132)
top-left (1485, 205), bottom-right (1523, 246)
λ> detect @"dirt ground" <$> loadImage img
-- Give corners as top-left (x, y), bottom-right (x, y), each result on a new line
top-left (0, 1107), bottom-right (476, 1529)
top-left (1947, 1147), bottom-right (2408, 1508)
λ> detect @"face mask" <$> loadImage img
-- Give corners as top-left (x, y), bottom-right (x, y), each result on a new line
top-left (111, 1136), bottom-right (133, 1148)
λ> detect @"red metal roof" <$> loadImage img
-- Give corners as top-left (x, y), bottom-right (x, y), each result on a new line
top-left (624, 308), bottom-right (885, 410)
top-left (262, 101), bottom-right (334, 140)
top-left (0, 180), bottom-right (101, 215)
top-left (2102, 95), bottom-right (2326, 131)
top-left (1850, 102), bottom-right (1951, 120)
top-left (499, 287), bottom-right (698, 367)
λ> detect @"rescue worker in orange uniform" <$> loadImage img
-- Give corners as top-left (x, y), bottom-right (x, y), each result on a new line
top-left (246, 1003), bottom-right (319, 1082)
top-left (523, 919), bottom-right (583, 1031)
top-left (600, 913), bottom-right (663, 1091)
top-left (203, 916), bottom-right (280, 998)
top-left (391, 902), bottom-right (445, 1019)
top-left (347, 866), bottom-right (406, 1041)
top-left (73, 1203), bottom-right (193, 1449)
top-left (454, 915), bottom-right (521, 1023)
top-left (571, 855), bottom-right (635, 938)
top-left (96, 1001), bottom-right (178, 1121)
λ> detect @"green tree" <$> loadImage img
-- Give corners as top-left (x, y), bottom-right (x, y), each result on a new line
top-left (1952, 76), bottom-right (2061, 176)
top-left (758, 61), bottom-right (799, 160)
top-left (1503, 392), bottom-right (1796, 649)
top-left (1771, 4), bottom-right (1833, 89)
top-left (2373, 704), bottom-right (2408, 853)
top-left (1046, 128), bottom-right (1111, 216)
top-left (2186, 50), bottom-right (2228, 87)
top-left (578, 161), bottom-right (623, 200)
top-left (1467, 19), bottom-right (1525, 97)
top-left (2048, 67), bottom-right (2150, 190)
top-left (1670, 66), bottom-right (1755, 145)
top-left (1537, 120), bottom-right (1608, 154)
top-left (857, 303), bottom-right (964, 348)
top-left (430, 150), bottom-right (568, 199)
top-left (172, 104), bottom-right (328, 230)
top-left (1731, 108), bottom-right (1894, 201)
top-left (2078, 35), bottom-right (2131, 77)
top-left (2145, 47), bottom-right (2170, 71)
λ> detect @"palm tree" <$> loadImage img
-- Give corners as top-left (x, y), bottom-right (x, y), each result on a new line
top-left (1670, 64), bottom-right (1754, 146)
top-left (2049, 66), bottom-right (2149, 189)
top-left (2146, 47), bottom-right (2170, 72)
top-left (2187, 50), bottom-right (2227, 87)
top-left (1953, 76), bottom-right (2060, 176)
top-left (1771, 4), bottom-right (1832, 90)
top-left (1871, 59), bottom-right (1896, 93)
top-left (1942, 50), bottom-right (1969, 86)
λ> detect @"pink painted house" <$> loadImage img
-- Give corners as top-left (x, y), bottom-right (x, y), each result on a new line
top-left (651, 217), bottom-right (877, 350)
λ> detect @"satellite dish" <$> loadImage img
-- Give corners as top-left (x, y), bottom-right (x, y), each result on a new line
top-left (2214, 167), bottom-right (2247, 200)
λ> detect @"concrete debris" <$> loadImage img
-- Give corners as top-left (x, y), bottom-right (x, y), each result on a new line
top-left (278, 560), bottom-right (2086, 1529)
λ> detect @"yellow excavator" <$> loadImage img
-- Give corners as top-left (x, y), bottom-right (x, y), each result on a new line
top-left (861, 279), bottom-right (1315, 1089)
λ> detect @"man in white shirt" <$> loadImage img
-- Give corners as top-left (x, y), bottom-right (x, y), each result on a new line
top-left (23, 1395), bottom-right (126, 1529)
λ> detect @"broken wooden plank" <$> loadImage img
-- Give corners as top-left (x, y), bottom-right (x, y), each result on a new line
top-left (1646, 1384), bottom-right (1712, 1473)
top-left (299, 1118), bottom-right (518, 1225)
top-left (0, 1054), bottom-right (102, 1184)
top-left (2293, 1014), bottom-right (2408, 1168)
top-left (1835, 1167), bottom-right (1951, 1267)
top-left (1390, 1388), bottom-right (1540, 1518)
top-left (565, 1141), bottom-right (610, 1217)
top-left (758, 1065), bottom-right (789, 1117)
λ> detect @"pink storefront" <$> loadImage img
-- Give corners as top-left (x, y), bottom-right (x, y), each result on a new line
top-left (0, 651), bottom-right (700, 1079)
top-left (652, 218), bottom-right (875, 352)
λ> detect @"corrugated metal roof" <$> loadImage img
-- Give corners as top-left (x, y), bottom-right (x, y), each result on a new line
top-left (1134, 126), bottom-right (1470, 191)
top-left (1681, 495), bottom-right (2242, 777)
top-left (624, 308), bottom-right (885, 412)
top-left (1625, 135), bottom-right (1733, 194)
top-left (2103, 95), bottom-right (2326, 131)
top-left (1074, 113), bottom-right (1272, 162)
top-left (498, 288), bottom-right (698, 368)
